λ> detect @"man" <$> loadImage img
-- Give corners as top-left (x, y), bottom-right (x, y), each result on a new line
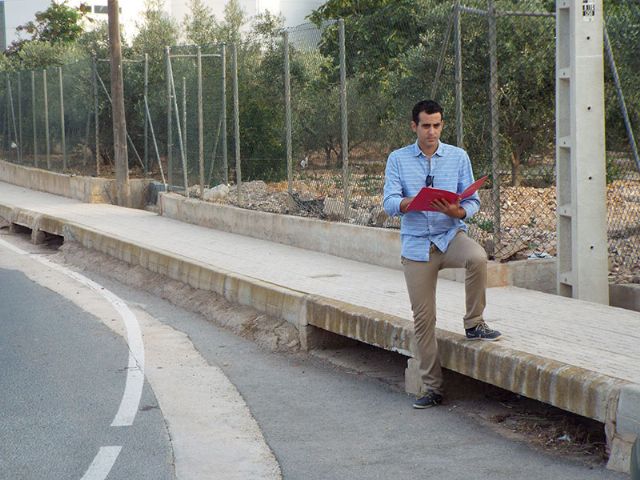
top-left (383, 99), bottom-right (501, 409)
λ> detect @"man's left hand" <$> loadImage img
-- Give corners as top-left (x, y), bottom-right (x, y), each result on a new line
top-left (431, 198), bottom-right (466, 219)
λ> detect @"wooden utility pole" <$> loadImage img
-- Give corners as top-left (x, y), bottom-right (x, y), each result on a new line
top-left (108, 0), bottom-right (130, 206)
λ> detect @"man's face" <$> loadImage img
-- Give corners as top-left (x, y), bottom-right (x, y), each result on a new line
top-left (411, 111), bottom-right (444, 151)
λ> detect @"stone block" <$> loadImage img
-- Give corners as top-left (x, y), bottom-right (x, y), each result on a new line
top-left (31, 230), bottom-right (46, 245)
top-left (404, 357), bottom-right (421, 395)
top-left (618, 384), bottom-right (640, 436)
top-left (607, 432), bottom-right (636, 473)
top-left (299, 324), bottom-right (355, 351)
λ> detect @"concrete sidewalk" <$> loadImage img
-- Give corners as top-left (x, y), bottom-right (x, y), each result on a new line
top-left (0, 180), bottom-right (638, 473)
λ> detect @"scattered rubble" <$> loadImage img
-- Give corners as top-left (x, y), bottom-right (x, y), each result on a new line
top-left (193, 176), bottom-right (638, 284)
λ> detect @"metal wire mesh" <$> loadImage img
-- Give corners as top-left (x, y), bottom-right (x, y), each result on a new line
top-left (341, 6), bottom-right (455, 228)
top-left (44, 65), bottom-right (63, 172)
top-left (286, 21), bottom-right (341, 218)
top-left (63, 59), bottom-right (95, 173)
top-left (164, 44), bottom-right (226, 195)
top-left (604, 0), bottom-right (640, 281)
top-left (0, 73), bottom-right (19, 165)
top-left (460, 0), bottom-right (558, 261)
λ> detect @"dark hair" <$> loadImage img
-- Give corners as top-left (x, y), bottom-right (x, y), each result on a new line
top-left (412, 100), bottom-right (444, 124)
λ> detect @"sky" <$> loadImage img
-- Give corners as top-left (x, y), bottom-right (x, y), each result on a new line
top-left (2, 0), bottom-right (325, 46)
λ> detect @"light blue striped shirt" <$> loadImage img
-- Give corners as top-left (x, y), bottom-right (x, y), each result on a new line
top-left (383, 140), bottom-right (480, 261)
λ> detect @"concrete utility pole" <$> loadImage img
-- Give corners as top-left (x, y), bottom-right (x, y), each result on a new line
top-left (556, 0), bottom-right (608, 304)
top-left (108, 0), bottom-right (130, 207)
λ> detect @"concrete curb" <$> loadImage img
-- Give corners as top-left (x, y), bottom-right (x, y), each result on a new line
top-left (0, 159), bottom-right (149, 208)
top-left (1, 201), bottom-right (637, 473)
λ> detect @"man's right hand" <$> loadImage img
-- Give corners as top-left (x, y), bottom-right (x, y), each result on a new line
top-left (400, 197), bottom-right (415, 213)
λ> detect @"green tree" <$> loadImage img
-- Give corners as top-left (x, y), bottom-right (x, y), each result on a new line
top-left (235, 12), bottom-right (288, 181)
top-left (183, 0), bottom-right (218, 45)
top-left (309, 0), bottom-right (425, 85)
top-left (309, 0), bottom-right (558, 184)
top-left (77, 20), bottom-right (112, 59)
top-left (10, 1), bottom-right (90, 54)
top-left (217, 0), bottom-right (246, 46)
top-left (131, 0), bottom-right (179, 61)
top-left (11, 41), bottom-right (82, 70)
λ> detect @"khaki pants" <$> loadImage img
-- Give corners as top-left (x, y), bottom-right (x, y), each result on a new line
top-left (402, 231), bottom-right (487, 395)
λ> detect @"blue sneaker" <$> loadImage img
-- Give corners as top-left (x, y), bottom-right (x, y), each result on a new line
top-left (465, 321), bottom-right (502, 341)
top-left (412, 390), bottom-right (443, 409)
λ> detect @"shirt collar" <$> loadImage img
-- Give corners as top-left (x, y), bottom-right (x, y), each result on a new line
top-left (413, 140), bottom-right (445, 158)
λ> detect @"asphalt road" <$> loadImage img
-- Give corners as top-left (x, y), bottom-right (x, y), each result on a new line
top-left (59, 247), bottom-right (629, 480)
top-left (0, 252), bottom-right (174, 479)
top-left (0, 231), bottom-right (630, 480)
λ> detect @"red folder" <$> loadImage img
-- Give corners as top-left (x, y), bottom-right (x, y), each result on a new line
top-left (406, 175), bottom-right (488, 212)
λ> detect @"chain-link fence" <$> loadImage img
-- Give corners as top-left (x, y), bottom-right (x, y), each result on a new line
top-left (604, 0), bottom-right (640, 281)
top-left (286, 21), bottom-right (342, 218)
top-left (163, 44), bottom-right (226, 194)
top-left (0, 61), bottom-right (95, 172)
top-left (457, 1), bottom-right (558, 262)
top-left (0, 0), bottom-right (638, 282)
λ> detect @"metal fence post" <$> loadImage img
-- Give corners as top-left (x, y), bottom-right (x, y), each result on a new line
top-left (58, 66), bottom-right (67, 171)
top-left (221, 43), bottom-right (228, 185)
top-left (166, 53), bottom-right (188, 195)
top-left (31, 71), bottom-right (37, 167)
top-left (92, 56), bottom-right (100, 176)
top-left (43, 69), bottom-right (51, 169)
top-left (166, 46), bottom-right (173, 187)
top-left (2, 77), bottom-right (7, 155)
top-left (2, 76), bottom-right (6, 154)
top-left (197, 46), bottom-right (205, 197)
top-left (284, 30), bottom-right (293, 195)
top-left (454, 0), bottom-right (464, 148)
top-left (339, 19), bottom-right (349, 220)
top-left (17, 72), bottom-right (22, 163)
top-left (488, 0), bottom-right (501, 243)
top-left (182, 76), bottom-right (187, 166)
top-left (7, 76), bottom-right (19, 162)
top-left (232, 42), bottom-right (242, 202)
top-left (144, 53), bottom-right (149, 175)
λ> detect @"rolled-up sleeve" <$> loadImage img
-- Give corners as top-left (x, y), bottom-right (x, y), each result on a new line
top-left (383, 152), bottom-right (403, 217)
top-left (458, 152), bottom-right (480, 219)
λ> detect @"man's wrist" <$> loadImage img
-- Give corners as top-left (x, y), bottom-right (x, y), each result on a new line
top-left (458, 206), bottom-right (466, 219)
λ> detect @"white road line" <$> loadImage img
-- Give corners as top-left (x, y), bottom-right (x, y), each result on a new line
top-left (0, 238), bottom-right (145, 426)
top-left (80, 446), bottom-right (123, 480)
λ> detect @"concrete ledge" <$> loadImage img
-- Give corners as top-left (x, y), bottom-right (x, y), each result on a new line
top-left (159, 192), bottom-right (401, 269)
top-left (158, 193), bottom-right (640, 312)
top-left (306, 296), bottom-right (413, 356)
top-left (306, 296), bottom-right (635, 472)
top-left (158, 192), bottom-right (556, 291)
top-left (0, 159), bottom-right (149, 207)
top-left (610, 283), bottom-right (640, 312)
top-left (302, 292), bottom-right (625, 425)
